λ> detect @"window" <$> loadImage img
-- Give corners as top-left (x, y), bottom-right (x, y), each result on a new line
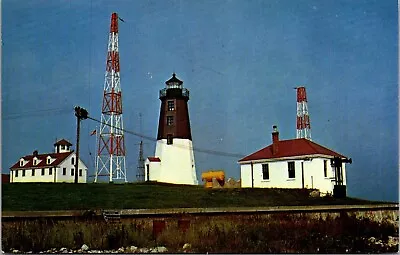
top-left (262, 164), bottom-right (269, 180)
top-left (71, 169), bottom-right (74, 176)
top-left (61, 145), bottom-right (65, 150)
top-left (47, 158), bottom-right (51, 164)
top-left (167, 100), bottom-right (175, 111)
top-left (49, 168), bottom-right (53, 175)
top-left (167, 116), bottom-right (174, 126)
top-left (288, 162), bottom-right (295, 178)
top-left (323, 160), bottom-right (328, 177)
top-left (63, 168), bottom-right (66, 175)
top-left (22, 170), bottom-right (26, 177)
top-left (20, 160), bottom-right (23, 167)
top-left (79, 169), bottom-right (82, 176)
top-left (15, 170), bottom-right (18, 177)
top-left (41, 168), bottom-right (45, 175)
top-left (167, 134), bottom-right (173, 145)
top-left (32, 169), bottom-right (35, 176)
top-left (33, 159), bottom-right (37, 165)
top-left (71, 157), bottom-right (74, 165)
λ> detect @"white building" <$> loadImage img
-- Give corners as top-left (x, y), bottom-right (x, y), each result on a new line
top-left (239, 126), bottom-right (350, 195)
top-left (10, 139), bottom-right (88, 183)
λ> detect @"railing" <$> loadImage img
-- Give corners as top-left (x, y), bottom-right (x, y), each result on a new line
top-left (182, 88), bottom-right (189, 97)
top-left (159, 88), bottom-right (166, 98)
top-left (159, 88), bottom-right (190, 98)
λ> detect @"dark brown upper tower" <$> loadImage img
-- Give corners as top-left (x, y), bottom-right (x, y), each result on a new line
top-left (157, 73), bottom-right (192, 141)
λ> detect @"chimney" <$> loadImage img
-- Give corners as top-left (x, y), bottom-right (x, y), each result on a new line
top-left (272, 125), bottom-right (279, 155)
top-left (33, 150), bottom-right (38, 157)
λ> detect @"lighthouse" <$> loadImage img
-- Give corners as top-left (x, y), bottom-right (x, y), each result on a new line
top-left (145, 73), bottom-right (198, 185)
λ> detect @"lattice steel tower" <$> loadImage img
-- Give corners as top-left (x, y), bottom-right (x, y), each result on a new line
top-left (296, 86), bottom-right (312, 140)
top-left (136, 113), bottom-right (145, 182)
top-left (95, 13), bottom-right (127, 183)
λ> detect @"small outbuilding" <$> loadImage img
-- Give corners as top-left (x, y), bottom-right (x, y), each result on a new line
top-left (238, 126), bottom-right (351, 195)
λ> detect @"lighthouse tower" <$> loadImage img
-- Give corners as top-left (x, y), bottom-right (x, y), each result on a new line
top-left (145, 73), bottom-right (198, 185)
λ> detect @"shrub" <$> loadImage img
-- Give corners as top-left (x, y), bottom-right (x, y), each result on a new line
top-left (2, 213), bottom-right (398, 253)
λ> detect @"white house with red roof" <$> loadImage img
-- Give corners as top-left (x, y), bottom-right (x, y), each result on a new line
top-left (238, 126), bottom-right (350, 195)
top-left (9, 139), bottom-right (88, 183)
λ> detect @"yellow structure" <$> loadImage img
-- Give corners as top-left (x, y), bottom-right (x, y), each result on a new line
top-left (201, 170), bottom-right (225, 188)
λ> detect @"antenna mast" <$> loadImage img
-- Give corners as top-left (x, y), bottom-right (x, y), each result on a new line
top-left (136, 113), bottom-right (145, 181)
top-left (95, 13), bottom-right (127, 183)
top-left (296, 86), bottom-right (312, 140)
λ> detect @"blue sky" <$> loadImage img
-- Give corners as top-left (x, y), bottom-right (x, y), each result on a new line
top-left (2, 0), bottom-right (398, 202)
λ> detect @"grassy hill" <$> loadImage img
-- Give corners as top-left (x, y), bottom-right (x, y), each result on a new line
top-left (1, 182), bottom-right (385, 211)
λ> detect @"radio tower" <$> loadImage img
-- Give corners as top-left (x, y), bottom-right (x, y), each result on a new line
top-left (296, 86), bottom-right (312, 140)
top-left (95, 13), bottom-right (127, 183)
top-left (136, 113), bottom-right (145, 181)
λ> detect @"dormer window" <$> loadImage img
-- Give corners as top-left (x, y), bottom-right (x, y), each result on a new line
top-left (61, 145), bottom-right (65, 150)
top-left (33, 159), bottom-right (37, 165)
top-left (20, 159), bottom-right (24, 167)
top-left (47, 158), bottom-right (51, 164)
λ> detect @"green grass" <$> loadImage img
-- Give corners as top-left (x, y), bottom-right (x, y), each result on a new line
top-left (1, 182), bottom-right (386, 211)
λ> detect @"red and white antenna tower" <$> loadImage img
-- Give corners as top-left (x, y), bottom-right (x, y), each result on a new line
top-left (296, 86), bottom-right (312, 140)
top-left (95, 13), bottom-right (127, 183)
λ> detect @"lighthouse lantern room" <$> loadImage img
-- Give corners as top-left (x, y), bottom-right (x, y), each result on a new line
top-left (145, 73), bottom-right (198, 185)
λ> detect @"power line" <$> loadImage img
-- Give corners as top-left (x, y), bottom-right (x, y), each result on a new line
top-left (3, 107), bottom-right (71, 120)
top-left (87, 116), bottom-right (245, 158)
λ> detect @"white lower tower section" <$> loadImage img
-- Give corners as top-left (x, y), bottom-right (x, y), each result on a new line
top-left (151, 139), bottom-right (198, 185)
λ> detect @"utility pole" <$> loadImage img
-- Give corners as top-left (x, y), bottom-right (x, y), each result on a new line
top-left (251, 161), bottom-right (254, 188)
top-left (74, 106), bottom-right (88, 183)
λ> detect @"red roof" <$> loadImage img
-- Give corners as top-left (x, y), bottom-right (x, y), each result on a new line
top-left (165, 73), bottom-right (183, 85)
top-left (147, 157), bottom-right (161, 162)
top-left (10, 151), bottom-right (73, 170)
top-left (54, 139), bottom-right (72, 146)
top-left (239, 138), bottom-right (347, 162)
